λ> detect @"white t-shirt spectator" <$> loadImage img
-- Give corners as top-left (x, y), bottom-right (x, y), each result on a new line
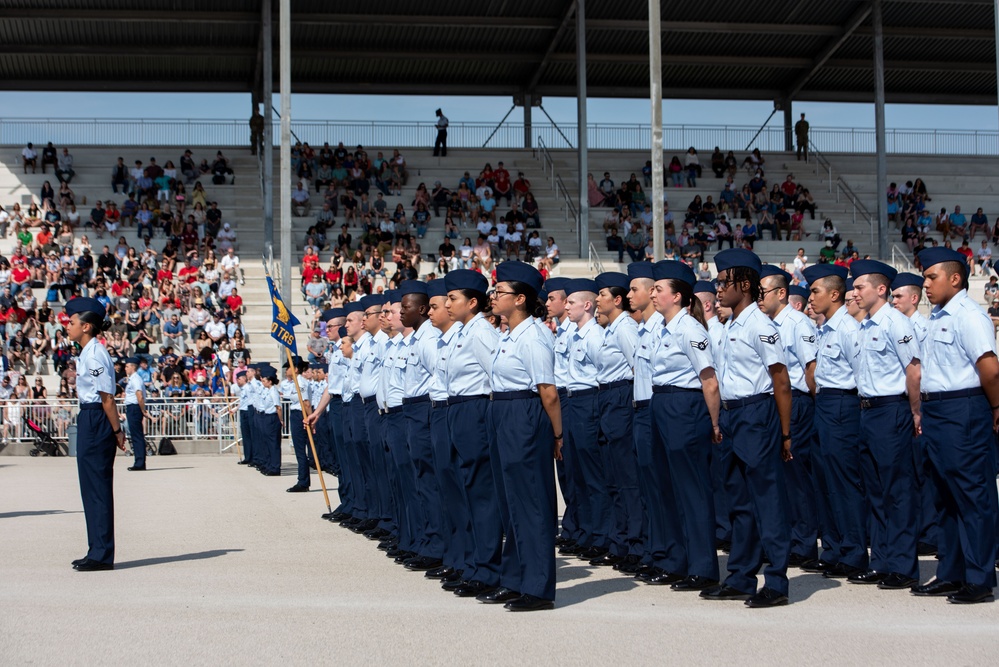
top-left (476, 220), bottom-right (492, 236)
top-left (496, 221), bottom-right (508, 238)
top-left (506, 230), bottom-right (522, 244)
top-left (978, 246), bottom-right (992, 264)
top-left (220, 253), bottom-right (240, 272)
top-left (205, 318), bottom-right (226, 341)
top-left (22, 146), bottom-right (37, 161)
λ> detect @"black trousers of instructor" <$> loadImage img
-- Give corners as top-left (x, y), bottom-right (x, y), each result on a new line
top-left (434, 109), bottom-right (448, 157)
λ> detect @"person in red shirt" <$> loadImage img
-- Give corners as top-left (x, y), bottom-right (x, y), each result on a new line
top-left (36, 225), bottom-right (54, 249)
top-left (178, 262), bottom-right (200, 284)
top-left (111, 278), bottom-right (131, 298)
top-left (781, 174), bottom-right (797, 203)
top-left (513, 172), bottom-right (532, 202)
top-left (10, 262), bottom-right (31, 295)
top-left (492, 161), bottom-right (512, 204)
top-left (181, 223), bottom-right (199, 254)
top-left (301, 247), bottom-right (321, 268)
top-left (301, 259), bottom-right (323, 287)
top-left (156, 267), bottom-right (174, 283)
top-left (957, 240), bottom-right (974, 269)
top-left (226, 288), bottom-right (243, 313)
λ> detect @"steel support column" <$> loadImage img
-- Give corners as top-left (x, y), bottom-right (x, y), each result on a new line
top-left (873, 0), bottom-right (888, 260)
top-left (262, 0), bottom-right (273, 260)
top-left (279, 0), bottom-right (292, 304)
top-left (649, 0), bottom-right (664, 262)
top-left (576, 0), bottom-right (589, 259)
top-left (782, 98), bottom-right (793, 152)
top-left (524, 93), bottom-right (532, 148)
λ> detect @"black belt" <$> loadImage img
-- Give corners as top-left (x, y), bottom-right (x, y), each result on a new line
top-left (920, 387), bottom-right (983, 402)
top-left (653, 385), bottom-right (701, 395)
top-left (790, 389), bottom-right (811, 399)
top-left (329, 394), bottom-right (341, 401)
top-left (633, 399), bottom-right (651, 409)
top-left (565, 387), bottom-right (598, 398)
top-left (403, 395), bottom-right (431, 405)
top-left (859, 394), bottom-right (907, 410)
top-left (446, 394), bottom-right (489, 405)
top-left (80, 403), bottom-right (103, 411)
top-left (350, 396), bottom-right (362, 404)
top-left (491, 390), bottom-right (537, 401)
top-left (382, 405), bottom-right (404, 415)
top-left (360, 394), bottom-right (377, 405)
top-left (557, 387), bottom-right (568, 398)
top-left (431, 399), bottom-right (448, 409)
top-left (819, 387), bottom-right (858, 396)
top-left (721, 393), bottom-right (771, 411)
top-left (599, 379), bottom-right (633, 390)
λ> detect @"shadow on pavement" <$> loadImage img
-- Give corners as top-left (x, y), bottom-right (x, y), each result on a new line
top-left (0, 509), bottom-right (81, 519)
top-left (556, 576), bottom-right (639, 608)
top-left (137, 467), bottom-right (195, 471)
top-left (556, 557), bottom-right (595, 583)
top-left (115, 549), bottom-right (245, 569)
top-left (791, 573), bottom-right (842, 601)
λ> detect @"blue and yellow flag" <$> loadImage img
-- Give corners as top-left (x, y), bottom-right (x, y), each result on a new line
top-left (267, 276), bottom-right (300, 354)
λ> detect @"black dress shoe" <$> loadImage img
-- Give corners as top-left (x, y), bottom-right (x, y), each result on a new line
top-left (700, 584), bottom-right (752, 601)
top-left (716, 540), bottom-right (732, 553)
top-left (351, 518), bottom-right (379, 533)
top-left (426, 566), bottom-right (455, 580)
top-left (329, 510), bottom-right (349, 521)
top-left (799, 559), bottom-right (832, 573)
top-left (911, 579), bottom-right (962, 597)
top-left (947, 583), bottom-right (994, 604)
top-left (505, 594), bottom-right (554, 611)
top-left (877, 573), bottom-right (919, 590)
top-left (73, 559), bottom-right (114, 572)
top-left (578, 547), bottom-right (608, 561)
top-left (558, 542), bottom-right (582, 556)
top-left (788, 553), bottom-right (813, 568)
top-left (671, 575), bottom-right (718, 591)
top-left (364, 528), bottom-right (390, 541)
top-left (286, 485), bottom-right (309, 493)
top-left (393, 551), bottom-right (417, 564)
top-left (405, 556), bottom-right (443, 572)
top-left (386, 547), bottom-right (408, 559)
top-left (746, 587), bottom-right (789, 608)
top-left (555, 536), bottom-right (574, 548)
top-left (127, 465), bottom-right (146, 471)
top-left (441, 569), bottom-right (464, 584)
top-left (477, 586), bottom-right (521, 604)
top-left (635, 565), bottom-right (660, 580)
top-left (615, 555), bottom-right (643, 574)
top-left (823, 562), bottom-right (864, 579)
top-left (917, 542), bottom-right (938, 556)
top-left (454, 580), bottom-right (495, 598)
top-left (644, 570), bottom-right (686, 586)
top-left (848, 569), bottom-right (887, 585)
top-left (589, 553), bottom-right (621, 567)
top-left (441, 578), bottom-right (467, 591)
top-left (71, 557), bottom-right (88, 567)
top-left (340, 517), bottom-right (362, 528)
top-left (262, 471), bottom-right (281, 477)
top-left (377, 539), bottom-right (398, 551)
top-left (237, 459), bottom-right (250, 465)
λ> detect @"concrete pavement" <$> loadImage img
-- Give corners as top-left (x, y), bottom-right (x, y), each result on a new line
top-left (0, 455), bottom-right (996, 665)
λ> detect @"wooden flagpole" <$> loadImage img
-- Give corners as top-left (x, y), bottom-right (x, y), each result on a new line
top-left (284, 347), bottom-right (331, 514)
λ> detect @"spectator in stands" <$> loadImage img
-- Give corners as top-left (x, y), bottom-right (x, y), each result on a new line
top-left (947, 206), bottom-right (968, 239)
top-left (522, 193), bottom-right (540, 228)
top-left (975, 239), bottom-right (993, 276)
top-left (668, 156), bottom-right (684, 186)
top-left (292, 183), bottom-right (311, 217)
top-left (212, 152), bottom-right (234, 184)
top-left (624, 223), bottom-right (646, 263)
top-left (22, 143), bottom-right (37, 173)
top-left (588, 173), bottom-right (607, 207)
top-left (684, 147), bottom-right (701, 186)
top-left (513, 172), bottom-right (532, 204)
top-left (911, 177), bottom-right (930, 201)
top-left (710, 147), bottom-right (726, 178)
top-left (969, 207), bottom-right (989, 240)
top-left (493, 163), bottom-right (512, 204)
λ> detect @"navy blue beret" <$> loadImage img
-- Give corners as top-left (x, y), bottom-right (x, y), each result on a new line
top-left (788, 285), bottom-right (810, 300)
top-left (309, 361), bottom-right (323, 370)
top-left (595, 271), bottom-right (631, 292)
top-left (760, 265), bottom-right (792, 283)
top-left (564, 278), bottom-right (599, 296)
top-left (802, 264), bottom-right (848, 283)
top-left (338, 326), bottom-right (348, 339)
top-left (918, 247), bottom-right (968, 272)
top-left (383, 290), bottom-right (400, 304)
top-left (282, 355), bottom-right (304, 369)
top-left (651, 260), bottom-right (696, 287)
top-left (714, 248), bottom-right (762, 275)
top-left (693, 280), bottom-right (717, 295)
top-left (891, 272), bottom-right (924, 290)
top-left (65, 296), bottom-right (106, 320)
top-left (399, 280), bottom-right (428, 297)
top-left (845, 278), bottom-right (855, 292)
top-left (850, 259), bottom-right (897, 282)
top-left (627, 262), bottom-right (654, 281)
top-left (324, 307), bottom-right (346, 321)
top-left (235, 370), bottom-right (247, 379)
top-left (360, 294), bottom-right (386, 310)
top-left (543, 277), bottom-right (570, 294)
top-left (444, 269), bottom-right (489, 294)
top-left (537, 289), bottom-right (549, 304)
top-left (496, 261), bottom-right (544, 294)
top-left (426, 280), bottom-right (448, 299)
top-left (125, 356), bottom-right (140, 365)
top-left (344, 301), bottom-right (365, 315)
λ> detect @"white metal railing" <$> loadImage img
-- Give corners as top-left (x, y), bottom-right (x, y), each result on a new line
top-left (535, 136), bottom-right (581, 253)
top-left (834, 177), bottom-right (876, 249)
top-left (891, 243), bottom-right (916, 272)
top-left (3, 117), bottom-right (997, 156)
top-left (587, 242), bottom-right (604, 275)
top-left (808, 140), bottom-right (834, 194)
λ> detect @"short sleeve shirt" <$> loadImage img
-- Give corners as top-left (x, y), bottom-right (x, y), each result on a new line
top-left (856, 304), bottom-right (920, 397)
top-left (491, 317), bottom-right (555, 393)
top-left (717, 302), bottom-right (787, 400)
top-left (76, 337), bottom-right (116, 403)
top-left (922, 289), bottom-right (997, 393)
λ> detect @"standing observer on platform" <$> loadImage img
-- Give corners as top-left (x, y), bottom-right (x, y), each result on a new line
top-left (67, 297), bottom-right (126, 572)
top-left (123, 357), bottom-right (150, 472)
top-left (434, 108), bottom-right (449, 157)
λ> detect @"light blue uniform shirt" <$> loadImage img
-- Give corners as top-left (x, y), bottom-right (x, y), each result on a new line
top-left (857, 303), bottom-right (920, 398)
top-left (634, 311), bottom-right (664, 401)
top-left (123, 372), bottom-right (145, 406)
top-left (342, 334), bottom-right (362, 403)
top-left (405, 323), bottom-right (437, 399)
top-left (772, 305), bottom-right (818, 394)
top-left (717, 302), bottom-right (787, 401)
top-left (326, 343), bottom-right (348, 397)
top-left (652, 309), bottom-right (714, 390)
top-left (597, 311), bottom-right (638, 383)
top-left (279, 378), bottom-right (304, 411)
top-left (446, 313), bottom-right (497, 397)
top-left (310, 378), bottom-right (325, 410)
top-left (908, 309), bottom-right (929, 346)
top-left (922, 289), bottom-right (996, 393)
top-left (815, 305), bottom-right (861, 391)
top-left (431, 323), bottom-right (461, 401)
top-left (567, 318), bottom-right (602, 391)
top-left (258, 385), bottom-right (280, 415)
top-left (383, 332), bottom-right (408, 409)
top-left (707, 316), bottom-right (725, 365)
top-left (491, 317), bottom-right (555, 392)
top-left (553, 318), bottom-right (576, 389)
top-left (75, 337), bottom-right (116, 404)
top-left (358, 330), bottom-right (387, 399)
top-left (249, 378), bottom-right (265, 411)
top-left (236, 381), bottom-right (252, 411)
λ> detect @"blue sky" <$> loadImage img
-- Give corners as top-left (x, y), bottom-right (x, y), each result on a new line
top-left (1, 92), bottom-right (996, 131)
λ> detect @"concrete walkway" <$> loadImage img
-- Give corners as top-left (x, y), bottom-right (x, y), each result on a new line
top-left (1, 455), bottom-right (996, 665)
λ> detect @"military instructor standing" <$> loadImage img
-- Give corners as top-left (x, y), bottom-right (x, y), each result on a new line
top-left (434, 108), bottom-right (448, 157)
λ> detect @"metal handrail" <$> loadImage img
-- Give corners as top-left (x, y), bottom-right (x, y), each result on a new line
top-left (890, 243), bottom-right (916, 272)
top-left (535, 136), bottom-right (580, 252)
top-left (588, 241), bottom-right (604, 275)
top-left (808, 140), bottom-right (834, 193)
top-left (835, 176), bottom-right (876, 250)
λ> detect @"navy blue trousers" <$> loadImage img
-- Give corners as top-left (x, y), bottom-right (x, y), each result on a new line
top-left (125, 403), bottom-right (146, 468)
top-left (364, 403), bottom-right (395, 531)
top-left (405, 401), bottom-right (444, 560)
top-left (655, 389), bottom-right (719, 581)
top-left (447, 398), bottom-right (502, 587)
top-left (385, 410), bottom-right (416, 550)
top-left (432, 404), bottom-right (467, 571)
top-left (240, 408), bottom-right (256, 465)
top-left (491, 397), bottom-right (557, 600)
top-left (786, 393), bottom-right (819, 559)
top-left (555, 391), bottom-right (580, 543)
top-left (289, 410), bottom-right (310, 487)
top-left (564, 392), bottom-right (611, 550)
top-left (349, 399), bottom-right (373, 520)
top-left (77, 406), bottom-right (116, 564)
top-left (631, 403), bottom-right (654, 564)
top-left (253, 411), bottom-right (281, 475)
top-left (813, 393), bottom-right (868, 569)
top-left (598, 384), bottom-right (644, 558)
top-left (718, 398), bottom-right (791, 596)
top-left (325, 404), bottom-right (342, 474)
top-left (644, 397), bottom-right (689, 574)
top-left (922, 395), bottom-right (998, 588)
top-left (915, 435), bottom-right (940, 550)
top-left (859, 401), bottom-right (919, 579)
top-left (710, 442), bottom-right (733, 544)
top-left (335, 402), bottom-right (356, 515)
top-left (312, 410), bottom-right (331, 471)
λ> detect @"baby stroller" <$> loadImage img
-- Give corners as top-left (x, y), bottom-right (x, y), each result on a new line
top-left (24, 415), bottom-right (66, 457)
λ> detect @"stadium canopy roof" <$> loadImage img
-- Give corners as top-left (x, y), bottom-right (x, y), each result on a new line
top-left (0, 0), bottom-right (996, 105)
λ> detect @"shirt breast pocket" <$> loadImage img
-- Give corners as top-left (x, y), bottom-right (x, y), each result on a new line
top-left (864, 336), bottom-right (887, 358)
top-left (932, 329), bottom-right (956, 366)
top-left (635, 345), bottom-right (652, 361)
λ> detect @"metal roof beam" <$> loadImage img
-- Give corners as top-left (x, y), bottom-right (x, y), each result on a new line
top-left (784, 2), bottom-right (872, 100)
top-left (525, 0), bottom-right (577, 93)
